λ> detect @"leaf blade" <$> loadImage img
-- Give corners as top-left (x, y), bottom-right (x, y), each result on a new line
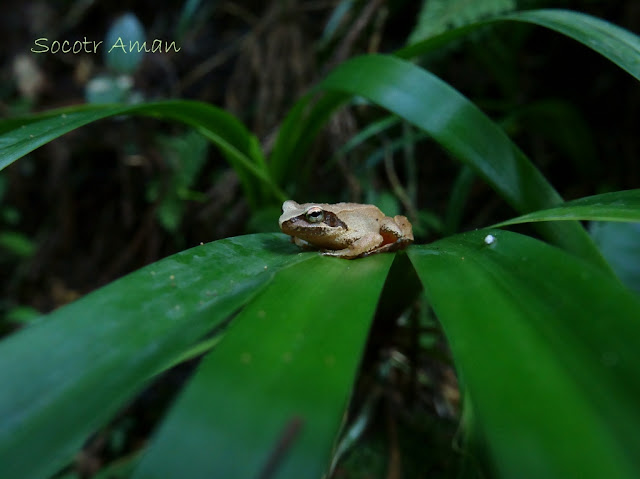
top-left (0, 234), bottom-right (303, 479)
top-left (0, 101), bottom-right (284, 206)
top-left (409, 231), bottom-right (640, 478)
top-left (316, 54), bottom-right (609, 270)
top-left (501, 9), bottom-right (640, 82)
top-left (132, 253), bottom-right (395, 479)
top-left (493, 189), bottom-right (640, 226)
top-left (399, 9), bottom-right (640, 83)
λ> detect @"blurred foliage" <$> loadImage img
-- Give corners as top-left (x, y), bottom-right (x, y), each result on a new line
top-left (408, 0), bottom-right (517, 44)
top-left (103, 13), bottom-right (147, 74)
top-left (147, 130), bottom-right (209, 236)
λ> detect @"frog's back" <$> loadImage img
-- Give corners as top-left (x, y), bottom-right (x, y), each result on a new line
top-left (329, 203), bottom-right (386, 230)
top-left (321, 202), bottom-right (379, 214)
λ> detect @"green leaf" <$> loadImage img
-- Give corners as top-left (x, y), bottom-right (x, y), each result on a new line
top-left (500, 9), bottom-right (640, 82)
top-left (2, 306), bottom-right (41, 325)
top-left (334, 115), bottom-right (400, 158)
top-left (320, 0), bottom-right (355, 48)
top-left (132, 253), bottom-right (395, 479)
top-left (0, 101), bottom-right (284, 207)
top-left (278, 8), bottom-right (640, 203)
top-left (153, 130), bottom-right (209, 234)
top-left (176, 0), bottom-right (205, 40)
top-left (493, 189), bottom-right (640, 227)
top-left (399, 9), bottom-right (640, 83)
top-left (0, 231), bottom-right (36, 258)
top-left (0, 234), bottom-right (303, 479)
top-left (408, 230), bottom-right (640, 479)
top-left (314, 54), bottom-right (608, 270)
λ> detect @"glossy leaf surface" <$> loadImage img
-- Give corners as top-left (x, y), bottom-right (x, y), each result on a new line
top-left (314, 54), bottom-right (607, 270)
top-left (133, 254), bottom-right (395, 479)
top-left (0, 234), bottom-right (302, 479)
top-left (409, 230), bottom-right (640, 479)
top-left (501, 9), bottom-right (640, 81)
top-left (493, 189), bottom-right (640, 226)
top-left (399, 9), bottom-right (640, 83)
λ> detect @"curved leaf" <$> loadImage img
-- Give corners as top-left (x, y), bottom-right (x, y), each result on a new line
top-left (0, 101), bottom-right (284, 206)
top-left (398, 9), bottom-right (640, 83)
top-left (500, 9), bottom-right (640, 81)
top-left (408, 230), bottom-right (640, 479)
top-left (0, 233), bottom-right (303, 479)
top-left (132, 253), bottom-right (395, 479)
top-left (493, 189), bottom-right (640, 226)
top-left (313, 54), bottom-right (608, 270)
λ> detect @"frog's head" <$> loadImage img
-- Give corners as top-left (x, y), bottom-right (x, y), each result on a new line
top-left (278, 200), bottom-right (348, 247)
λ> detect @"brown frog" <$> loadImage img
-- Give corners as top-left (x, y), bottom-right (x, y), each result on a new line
top-left (278, 200), bottom-right (414, 259)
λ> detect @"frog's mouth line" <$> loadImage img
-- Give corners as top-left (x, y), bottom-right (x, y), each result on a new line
top-left (285, 224), bottom-right (346, 238)
top-left (286, 212), bottom-right (348, 231)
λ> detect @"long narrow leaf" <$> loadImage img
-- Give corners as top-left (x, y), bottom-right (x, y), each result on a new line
top-left (132, 253), bottom-right (395, 479)
top-left (0, 101), bottom-right (285, 206)
top-left (494, 189), bottom-right (640, 227)
top-left (501, 9), bottom-right (640, 81)
top-left (315, 54), bottom-right (609, 270)
top-left (409, 231), bottom-right (640, 479)
top-left (0, 234), bottom-right (302, 479)
top-left (398, 9), bottom-right (640, 83)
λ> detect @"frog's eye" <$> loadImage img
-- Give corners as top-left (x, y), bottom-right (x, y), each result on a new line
top-left (305, 207), bottom-right (325, 223)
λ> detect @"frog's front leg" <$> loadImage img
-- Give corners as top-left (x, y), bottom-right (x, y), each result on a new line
top-left (292, 237), bottom-right (315, 250)
top-left (322, 232), bottom-right (384, 259)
